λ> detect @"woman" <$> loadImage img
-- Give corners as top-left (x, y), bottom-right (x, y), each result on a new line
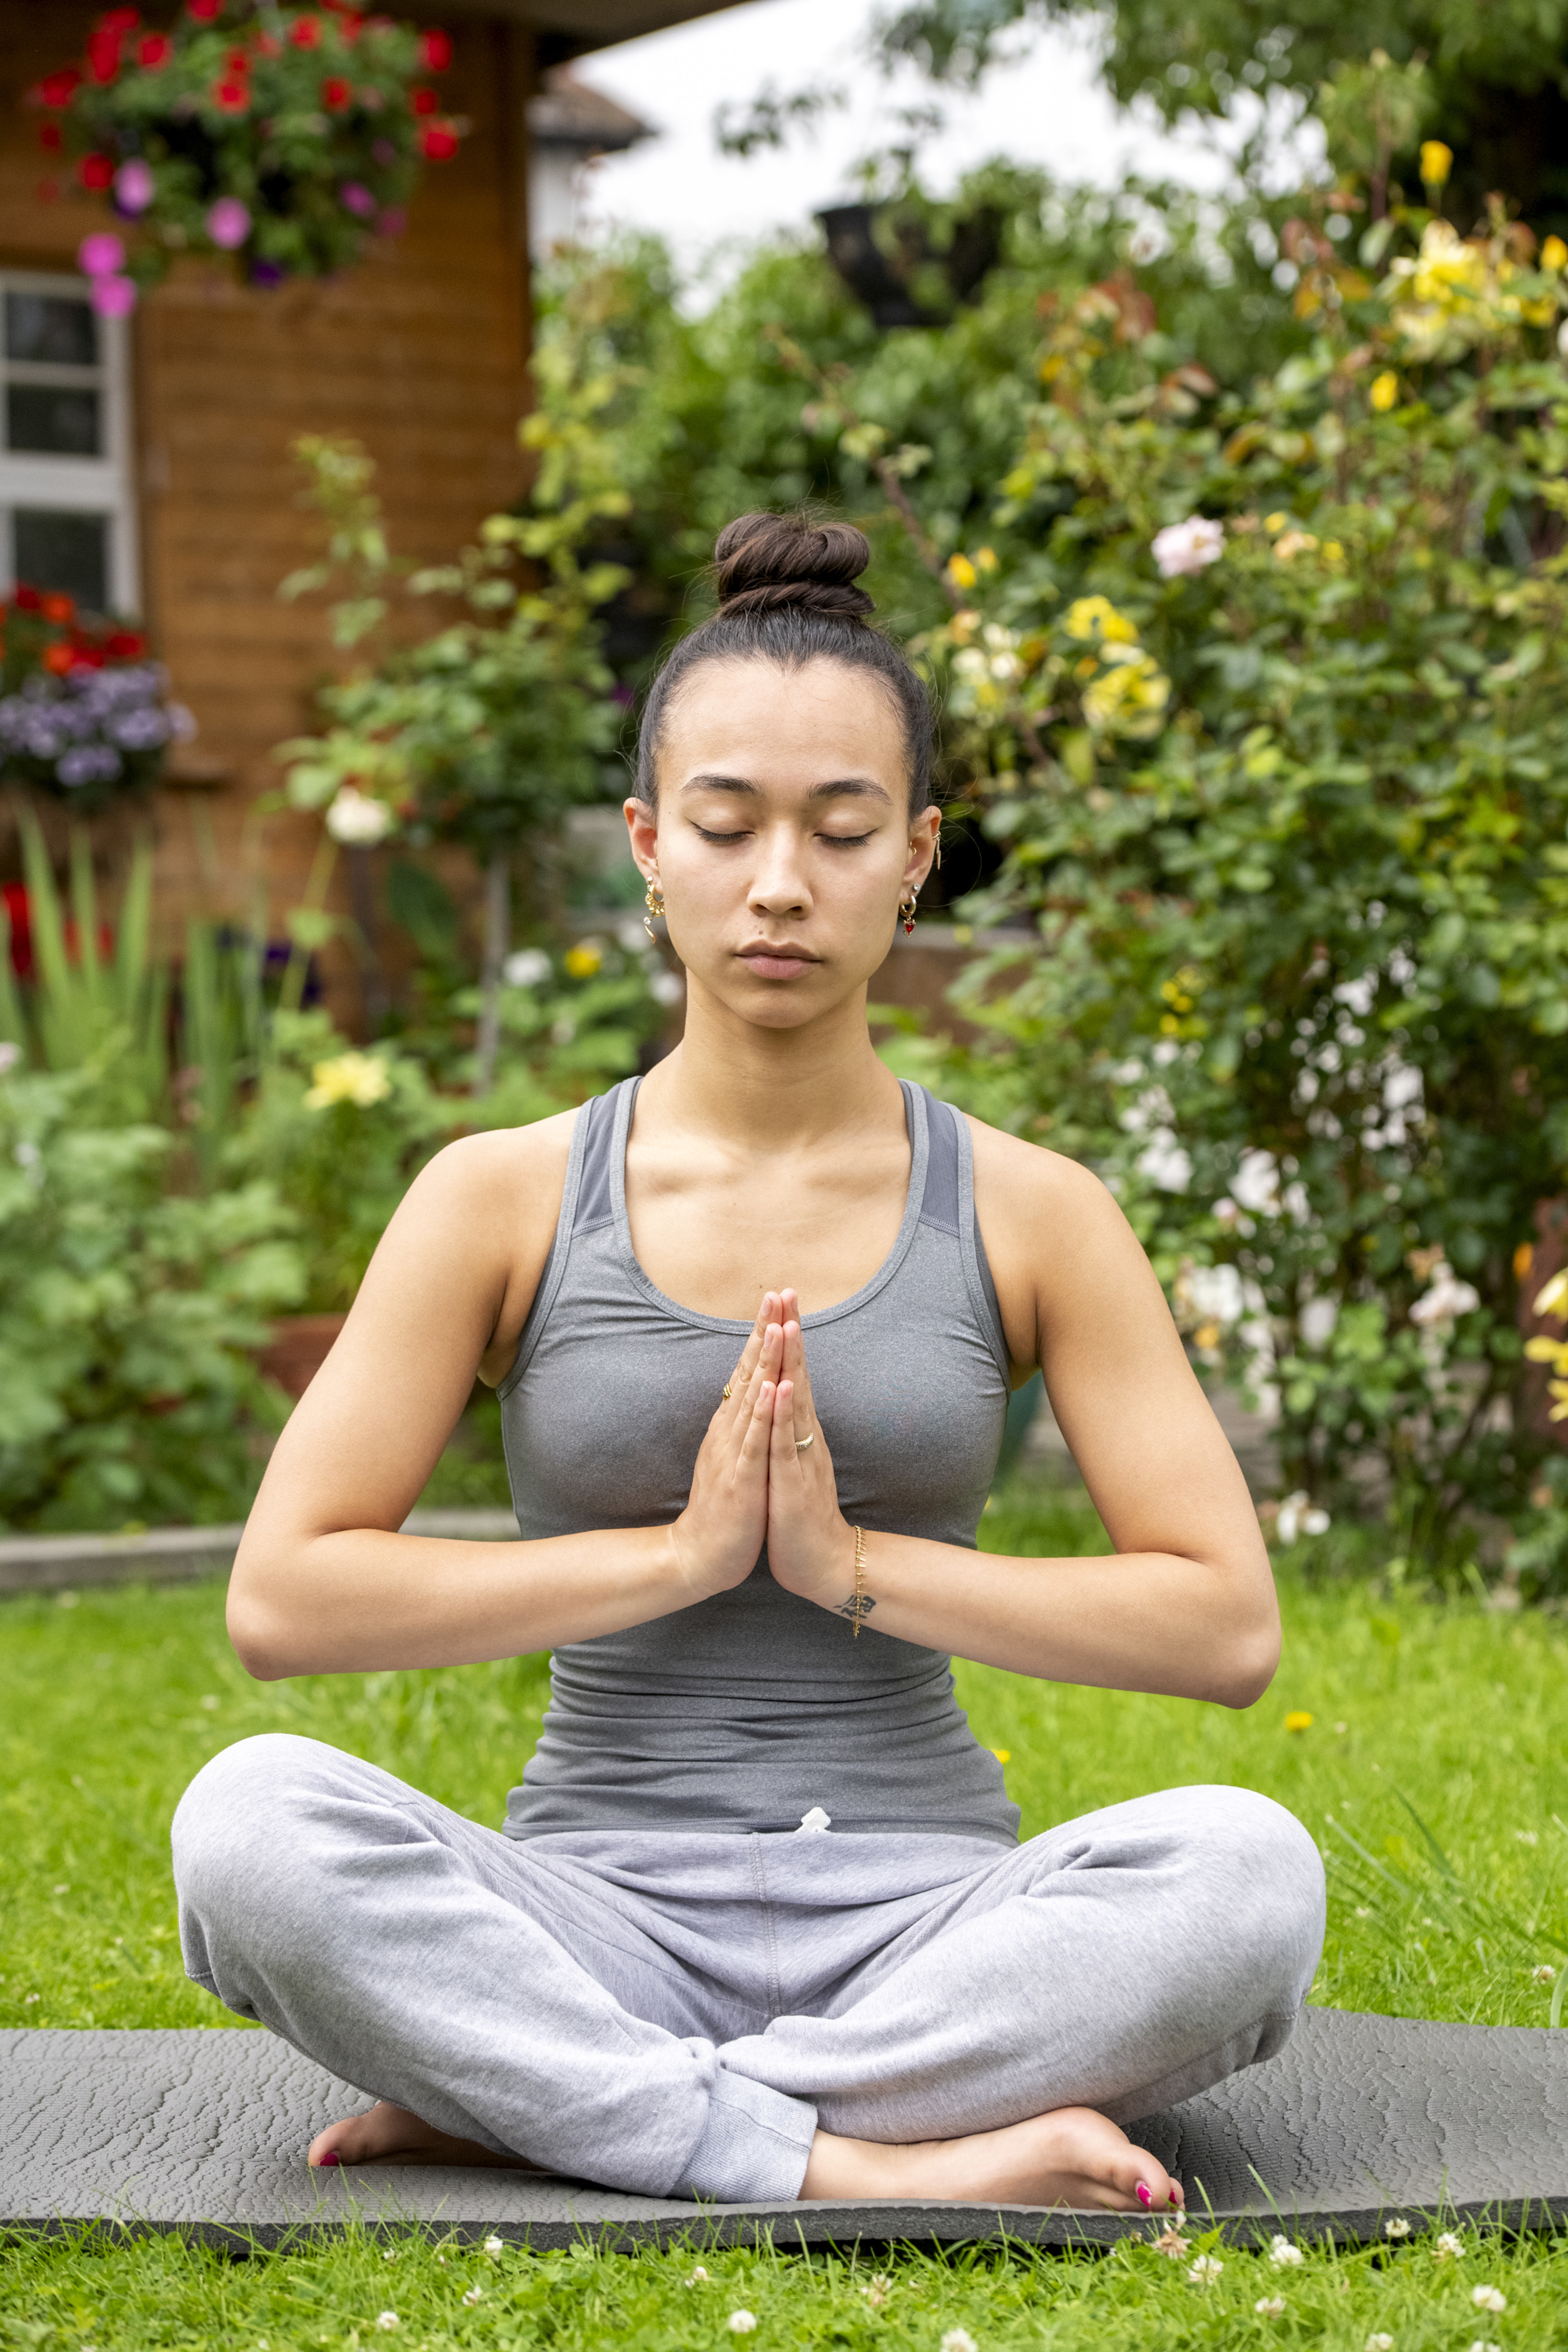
top-left (175, 513), bottom-right (1324, 2215)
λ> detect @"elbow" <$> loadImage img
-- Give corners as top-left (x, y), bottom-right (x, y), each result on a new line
top-left (225, 1584), bottom-right (303, 1684)
top-left (1214, 1613), bottom-right (1282, 1711)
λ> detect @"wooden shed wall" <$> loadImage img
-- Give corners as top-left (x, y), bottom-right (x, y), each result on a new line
top-left (0, 4), bottom-right (536, 1020)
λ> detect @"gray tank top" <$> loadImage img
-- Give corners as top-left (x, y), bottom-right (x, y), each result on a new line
top-left (497, 1075), bottom-right (1019, 1846)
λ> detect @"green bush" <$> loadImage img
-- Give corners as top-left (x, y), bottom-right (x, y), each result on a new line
top-left (900, 199), bottom-right (1568, 1578)
top-left (0, 1058), bottom-right (304, 1534)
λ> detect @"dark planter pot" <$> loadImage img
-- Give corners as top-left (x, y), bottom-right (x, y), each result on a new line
top-left (256, 1313), bottom-right (348, 1403)
top-left (815, 201), bottom-right (1003, 328)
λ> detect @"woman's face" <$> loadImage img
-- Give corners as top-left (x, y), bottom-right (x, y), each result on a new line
top-left (624, 655), bottom-right (939, 1031)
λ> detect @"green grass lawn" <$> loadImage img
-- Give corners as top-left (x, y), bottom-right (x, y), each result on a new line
top-left (3, 1474), bottom-right (1567, 2344)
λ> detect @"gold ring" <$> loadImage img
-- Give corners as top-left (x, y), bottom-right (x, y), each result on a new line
top-left (722, 1383), bottom-right (733, 1401)
top-left (795, 1432), bottom-right (815, 1450)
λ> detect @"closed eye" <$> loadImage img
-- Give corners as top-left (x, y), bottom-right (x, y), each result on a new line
top-left (694, 825), bottom-right (752, 844)
top-left (821, 832), bottom-right (874, 848)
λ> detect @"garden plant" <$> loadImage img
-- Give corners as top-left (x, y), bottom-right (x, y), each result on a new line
top-left (33, 1), bottom-right (462, 310)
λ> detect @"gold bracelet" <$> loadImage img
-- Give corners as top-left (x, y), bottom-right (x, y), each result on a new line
top-left (852, 1525), bottom-right (866, 1639)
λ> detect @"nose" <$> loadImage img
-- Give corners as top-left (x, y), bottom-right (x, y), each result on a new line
top-left (747, 821), bottom-right (812, 918)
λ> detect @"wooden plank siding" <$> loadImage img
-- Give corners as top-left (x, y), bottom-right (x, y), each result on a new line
top-left (0, 4), bottom-right (537, 1027)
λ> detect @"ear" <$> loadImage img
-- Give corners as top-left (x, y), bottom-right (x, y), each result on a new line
top-left (625, 796), bottom-right (659, 881)
top-left (901, 804), bottom-right (942, 897)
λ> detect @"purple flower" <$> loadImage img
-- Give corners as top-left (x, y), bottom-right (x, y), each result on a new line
top-left (205, 196), bottom-right (251, 250)
top-left (57, 744), bottom-right (123, 787)
top-left (91, 276), bottom-right (138, 319)
top-left (113, 159), bottom-right (156, 215)
top-left (78, 232), bottom-right (126, 279)
top-left (340, 181), bottom-right (376, 218)
top-left (250, 260), bottom-right (286, 287)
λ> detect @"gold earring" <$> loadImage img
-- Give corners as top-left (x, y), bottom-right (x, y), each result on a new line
top-left (643, 877), bottom-right (665, 940)
top-left (900, 891), bottom-right (919, 936)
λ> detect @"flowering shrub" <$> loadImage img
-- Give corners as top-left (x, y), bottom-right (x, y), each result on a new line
top-left (0, 587), bottom-right (192, 811)
top-left (33, 3), bottom-right (462, 306)
top-left (0, 1056), bottom-right (304, 1532)
top-left (893, 183), bottom-right (1568, 1574)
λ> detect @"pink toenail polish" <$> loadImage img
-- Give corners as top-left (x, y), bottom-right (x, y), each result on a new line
top-left (1136, 2181), bottom-right (1152, 2208)
top-left (316, 2151), bottom-right (340, 2167)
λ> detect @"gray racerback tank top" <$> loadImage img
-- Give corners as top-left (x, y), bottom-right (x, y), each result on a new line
top-left (497, 1075), bottom-right (1019, 1846)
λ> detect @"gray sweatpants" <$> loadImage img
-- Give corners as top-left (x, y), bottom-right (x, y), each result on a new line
top-left (172, 1734), bottom-right (1325, 2204)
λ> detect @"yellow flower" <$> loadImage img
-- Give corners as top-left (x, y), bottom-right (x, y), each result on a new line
top-left (1322, 540), bottom-right (1345, 563)
top-left (1420, 140), bottom-right (1453, 189)
top-left (1273, 531), bottom-right (1319, 562)
top-left (1543, 236), bottom-right (1568, 274)
top-left (1370, 370), bottom-right (1399, 411)
top-left (1193, 1319), bottom-right (1223, 1350)
top-left (564, 941), bottom-right (604, 978)
top-left (975, 546), bottom-right (999, 573)
top-left (1515, 1240), bottom-right (1536, 1280)
top-left (1064, 594), bottom-right (1138, 645)
top-left (1284, 1710), bottom-right (1314, 1734)
top-left (991, 1747), bottom-right (1011, 1764)
top-left (1534, 1268), bottom-right (1568, 1320)
top-left (304, 1051), bottom-right (393, 1112)
top-left (1081, 647), bottom-right (1171, 737)
top-left (946, 553), bottom-right (978, 591)
top-left (1264, 511), bottom-right (1288, 534)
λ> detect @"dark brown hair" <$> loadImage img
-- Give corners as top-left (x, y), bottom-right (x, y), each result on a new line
top-left (634, 512), bottom-right (937, 811)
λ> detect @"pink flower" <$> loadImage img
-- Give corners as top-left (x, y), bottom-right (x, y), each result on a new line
top-left (340, 181), bottom-right (376, 217)
top-left (205, 196), bottom-right (252, 250)
top-left (91, 275), bottom-right (138, 318)
top-left (1151, 516), bottom-right (1225, 579)
top-left (114, 158), bottom-right (155, 214)
top-left (78, 232), bottom-right (126, 279)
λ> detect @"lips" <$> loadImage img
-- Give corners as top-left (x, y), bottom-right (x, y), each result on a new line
top-left (737, 944), bottom-right (821, 979)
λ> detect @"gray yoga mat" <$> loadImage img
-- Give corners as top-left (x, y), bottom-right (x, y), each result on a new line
top-left (3, 2010), bottom-right (1565, 2250)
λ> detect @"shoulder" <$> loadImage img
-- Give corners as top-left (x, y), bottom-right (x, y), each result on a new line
top-left (963, 1110), bottom-right (1123, 1236)
top-left (398, 1106), bottom-right (581, 1227)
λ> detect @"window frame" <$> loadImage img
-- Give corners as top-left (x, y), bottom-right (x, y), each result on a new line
top-left (0, 268), bottom-right (139, 615)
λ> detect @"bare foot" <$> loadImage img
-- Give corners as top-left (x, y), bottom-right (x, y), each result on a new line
top-left (799, 2106), bottom-right (1182, 2213)
top-left (307, 2100), bottom-right (548, 2172)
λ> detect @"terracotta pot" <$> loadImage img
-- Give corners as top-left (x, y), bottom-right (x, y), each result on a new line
top-left (256, 1313), bottom-right (348, 1402)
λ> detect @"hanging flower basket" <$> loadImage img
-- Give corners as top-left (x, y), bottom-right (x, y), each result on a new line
top-left (30, 3), bottom-right (464, 313)
top-left (0, 589), bottom-right (195, 814)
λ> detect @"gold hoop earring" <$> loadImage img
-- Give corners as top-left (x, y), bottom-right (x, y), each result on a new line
top-left (643, 877), bottom-right (665, 940)
top-left (900, 892), bottom-right (919, 936)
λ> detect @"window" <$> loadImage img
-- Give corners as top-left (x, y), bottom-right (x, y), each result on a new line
top-left (0, 272), bottom-right (138, 615)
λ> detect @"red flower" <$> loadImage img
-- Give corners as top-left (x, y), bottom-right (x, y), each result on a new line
top-left (419, 120), bottom-right (458, 160)
top-left (419, 28), bottom-right (452, 70)
top-left (289, 15), bottom-right (321, 47)
top-left (38, 122), bottom-right (63, 152)
top-left (410, 84), bottom-right (439, 114)
top-left (212, 76), bottom-right (249, 110)
top-left (68, 644), bottom-right (107, 670)
top-left (86, 29), bottom-right (126, 82)
top-left (13, 586), bottom-right (42, 613)
top-left (254, 30), bottom-right (281, 56)
top-left (105, 629), bottom-right (146, 658)
top-left (3, 883), bottom-right (33, 982)
top-left (136, 31), bottom-right (172, 65)
top-left (41, 592), bottom-right (76, 624)
top-left (100, 8), bottom-right (142, 28)
top-left (225, 46), bottom-right (251, 72)
top-left (320, 75), bottom-right (351, 109)
top-left (43, 643), bottom-right (75, 676)
top-left (187, 0), bottom-right (222, 19)
top-left (78, 153), bottom-right (116, 190)
top-left (36, 67), bottom-right (83, 108)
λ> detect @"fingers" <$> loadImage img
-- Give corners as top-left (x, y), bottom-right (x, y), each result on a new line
top-left (719, 1295), bottom-right (781, 1427)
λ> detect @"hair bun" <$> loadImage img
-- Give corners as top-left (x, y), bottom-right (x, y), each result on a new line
top-left (712, 512), bottom-right (875, 623)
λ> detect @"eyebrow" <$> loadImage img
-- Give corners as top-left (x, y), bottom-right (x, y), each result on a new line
top-left (682, 773), bottom-right (894, 805)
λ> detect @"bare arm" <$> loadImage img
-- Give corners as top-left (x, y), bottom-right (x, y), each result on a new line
top-left (763, 1127), bottom-right (1280, 1709)
top-left (226, 1118), bottom-right (782, 1681)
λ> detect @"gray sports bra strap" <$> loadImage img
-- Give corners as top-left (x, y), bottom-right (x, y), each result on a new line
top-left (920, 1087), bottom-right (1010, 1381)
top-left (497, 1081), bottom-right (622, 1400)
top-left (572, 1081), bottom-right (625, 1237)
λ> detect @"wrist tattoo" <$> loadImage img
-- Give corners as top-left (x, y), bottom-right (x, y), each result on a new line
top-left (838, 1592), bottom-right (876, 1624)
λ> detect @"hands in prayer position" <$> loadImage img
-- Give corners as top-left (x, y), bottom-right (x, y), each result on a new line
top-left (668, 1289), bottom-right (857, 1616)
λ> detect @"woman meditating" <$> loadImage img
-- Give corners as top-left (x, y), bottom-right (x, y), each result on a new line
top-left (175, 512), bottom-right (1324, 2214)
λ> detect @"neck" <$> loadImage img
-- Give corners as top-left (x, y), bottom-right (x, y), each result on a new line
top-left (641, 971), bottom-right (903, 1150)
